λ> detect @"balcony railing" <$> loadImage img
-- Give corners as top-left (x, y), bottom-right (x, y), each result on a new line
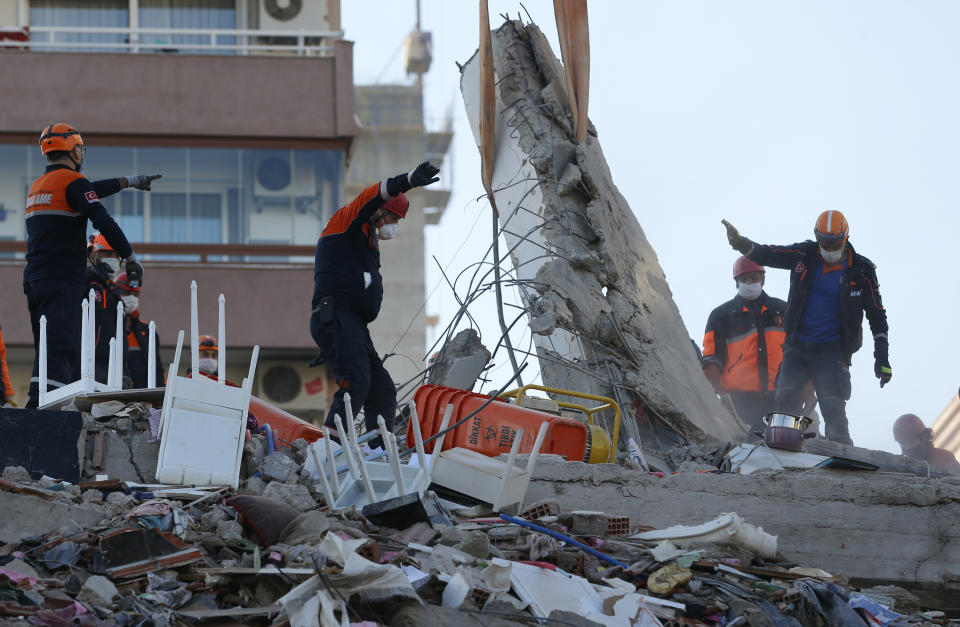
top-left (0, 25), bottom-right (343, 56)
top-left (0, 241), bottom-right (315, 264)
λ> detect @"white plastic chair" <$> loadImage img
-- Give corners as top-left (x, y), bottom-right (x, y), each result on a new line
top-left (154, 281), bottom-right (259, 488)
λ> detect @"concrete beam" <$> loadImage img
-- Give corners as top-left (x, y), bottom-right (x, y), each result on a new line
top-left (524, 457), bottom-right (960, 605)
top-left (459, 21), bottom-right (743, 444)
top-left (0, 492), bottom-right (106, 544)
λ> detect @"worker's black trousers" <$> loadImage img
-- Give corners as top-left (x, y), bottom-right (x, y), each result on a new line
top-left (729, 391), bottom-right (776, 440)
top-left (774, 340), bottom-right (852, 445)
top-left (310, 304), bottom-right (396, 447)
top-left (24, 279), bottom-right (84, 407)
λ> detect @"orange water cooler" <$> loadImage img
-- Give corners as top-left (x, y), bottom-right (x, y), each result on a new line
top-left (406, 384), bottom-right (613, 463)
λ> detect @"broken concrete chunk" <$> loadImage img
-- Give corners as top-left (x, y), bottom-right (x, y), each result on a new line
top-left (216, 519), bottom-right (245, 543)
top-left (78, 574), bottom-right (120, 607)
top-left (427, 328), bottom-right (491, 390)
top-left (456, 531), bottom-right (491, 559)
top-left (262, 481), bottom-right (315, 513)
top-left (200, 507), bottom-right (230, 531)
top-left (261, 451), bottom-right (296, 483)
top-left (2, 466), bottom-right (32, 483)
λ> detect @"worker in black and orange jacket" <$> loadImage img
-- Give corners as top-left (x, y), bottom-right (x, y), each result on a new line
top-left (112, 270), bottom-right (166, 389)
top-left (702, 256), bottom-right (787, 437)
top-left (0, 325), bottom-right (15, 406)
top-left (24, 123), bottom-right (159, 406)
top-left (310, 161), bottom-right (440, 447)
top-left (85, 234), bottom-right (128, 386)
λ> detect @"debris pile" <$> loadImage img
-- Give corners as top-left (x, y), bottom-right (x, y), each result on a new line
top-left (0, 402), bottom-right (955, 625)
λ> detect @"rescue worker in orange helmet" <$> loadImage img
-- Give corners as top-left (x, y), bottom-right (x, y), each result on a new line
top-left (86, 233), bottom-right (128, 386)
top-left (722, 211), bottom-right (889, 445)
top-left (197, 335), bottom-right (219, 377)
top-left (113, 272), bottom-right (165, 389)
top-left (310, 161), bottom-right (440, 448)
top-left (25, 123), bottom-right (160, 406)
top-left (701, 256), bottom-right (787, 438)
top-left (892, 413), bottom-right (960, 476)
top-left (0, 324), bottom-right (15, 406)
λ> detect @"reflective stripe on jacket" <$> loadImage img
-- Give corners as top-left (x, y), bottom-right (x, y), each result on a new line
top-left (25, 165), bottom-right (131, 284)
top-left (702, 292), bottom-right (787, 392)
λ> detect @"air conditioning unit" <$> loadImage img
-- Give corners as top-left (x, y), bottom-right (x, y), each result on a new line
top-left (253, 154), bottom-right (317, 199)
top-left (255, 361), bottom-right (328, 411)
top-left (259, 0), bottom-right (331, 32)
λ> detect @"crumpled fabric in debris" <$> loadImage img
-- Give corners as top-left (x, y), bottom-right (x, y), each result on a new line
top-left (528, 533), bottom-right (563, 562)
top-left (127, 498), bottom-right (173, 518)
top-left (27, 602), bottom-right (90, 627)
top-left (42, 542), bottom-right (83, 570)
top-left (143, 572), bottom-right (192, 609)
top-left (790, 579), bottom-right (867, 627)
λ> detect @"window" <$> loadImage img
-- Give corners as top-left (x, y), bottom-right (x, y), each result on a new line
top-left (0, 145), bottom-right (344, 253)
top-left (30, 0), bottom-right (128, 53)
top-left (139, 0), bottom-right (236, 54)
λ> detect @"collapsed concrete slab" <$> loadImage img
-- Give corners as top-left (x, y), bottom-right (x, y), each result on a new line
top-left (460, 20), bottom-right (743, 446)
top-left (0, 491), bottom-right (106, 544)
top-left (523, 456), bottom-right (960, 609)
top-left (428, 329), bottom-right (492, 391)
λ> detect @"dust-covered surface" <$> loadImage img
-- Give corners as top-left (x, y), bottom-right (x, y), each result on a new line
top-left (460, 20), bottom-right (745, 447)
top-left (0, 400), bottom-right (957, 624)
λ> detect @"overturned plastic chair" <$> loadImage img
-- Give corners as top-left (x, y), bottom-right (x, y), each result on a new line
top-left (155, 281), bottom-right (259, 488)
top-left (39, 288), bottom-right (157, 408)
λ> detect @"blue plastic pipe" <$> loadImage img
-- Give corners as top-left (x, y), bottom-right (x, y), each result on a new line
top-left (263, 424), bottom-right (275, 455)
top-left (499, 513), bottom-right (629, 569)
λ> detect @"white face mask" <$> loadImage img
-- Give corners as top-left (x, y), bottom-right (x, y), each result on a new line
top-left (737, 281), bottom-right (763, 300)
top-left (198, 357), bottom-right (218, 375)
top-left (102, 257), bottom-right (120, 274)
top-left (379, 223), bottom-right (398, 240)
top-left (121, 294), bottom-right (139, 314)
top-left (820, 246), bottom-right (844, 263)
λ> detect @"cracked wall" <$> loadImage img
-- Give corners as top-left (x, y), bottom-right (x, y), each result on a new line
top-left (460, 20), bottom-right (743, 444)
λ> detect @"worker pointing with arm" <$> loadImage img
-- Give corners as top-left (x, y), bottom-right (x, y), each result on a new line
top-left (310, 161), bottom-right (440, 448)
top-left (721, 212), bottom-right (889, 445)
top-left (24, 123), bottom-right (159, 406)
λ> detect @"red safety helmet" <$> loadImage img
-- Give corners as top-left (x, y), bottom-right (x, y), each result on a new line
top-left (111, 272), bottom-right (140, 294)
top-left (892, 413), bottom-right (928, 442)
top-left (383, 193), bottom-right (409, 219)
top-left (198, 335), bottom-right (218, 353)
top-left (733, 256), bottom-right (764, 279)
top-left (88, 234), bottom-right (114, 253)
top-left (39, 122), bottom-right (83, 155)
top-left (814, 210), bottom-right (849, 250)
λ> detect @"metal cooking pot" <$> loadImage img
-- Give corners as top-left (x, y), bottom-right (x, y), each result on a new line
top-left (763, 412), bottom-right (812, 431)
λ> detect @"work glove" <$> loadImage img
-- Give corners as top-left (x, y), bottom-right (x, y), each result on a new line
top-left (125, 253), bottom-right (144, 289)
top-left (721, 219), bottom-right (753, 254)
top-left (123, 174), bottom-right (162, 191)
top-left (408, 161), bottom-right (440, 188)
top-left (874, 356), bottom-right (892, 387)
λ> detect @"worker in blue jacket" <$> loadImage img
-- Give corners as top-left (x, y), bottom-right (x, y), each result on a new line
top-left (722, 211), bottom-right (889, 445)
top-left (310, 161), bottom-right (439, 447)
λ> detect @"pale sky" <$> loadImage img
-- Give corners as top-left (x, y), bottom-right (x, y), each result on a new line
top-left (342, 1), bottom-right (960, 454)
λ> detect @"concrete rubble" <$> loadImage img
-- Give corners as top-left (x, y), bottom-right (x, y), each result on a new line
top-left (460, 19), bottom-right (744, 447)
top-left (0, 400), bottom-right (956, 625)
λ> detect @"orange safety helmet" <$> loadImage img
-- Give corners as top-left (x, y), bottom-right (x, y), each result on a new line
top-left (88, 234), bottom-right (114, 253)
top-left (198, 335), bottom-right (218, 353)
top-left (383, 193), bottom-right (409, 219)
top-left (733, 256), bottom-right (764, 279)
top-left (39, 123), bottom-right (84, 155)
top-left (814, 210), bottom-right (849, 249)
top-left (892, 413), bottom-right (928, 442)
